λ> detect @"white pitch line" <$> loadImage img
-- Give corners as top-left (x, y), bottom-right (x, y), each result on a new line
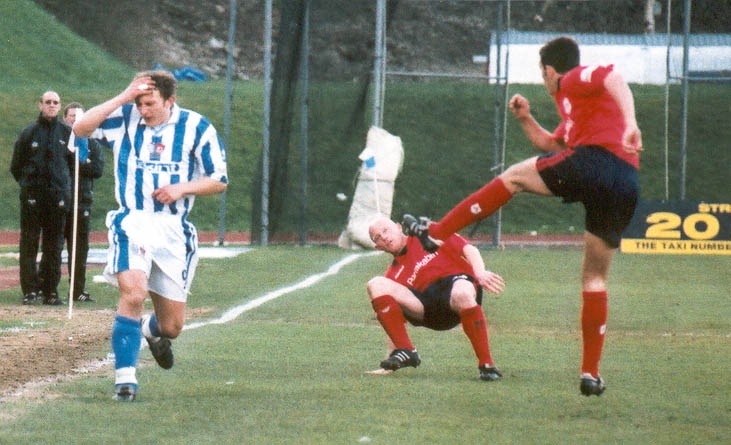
top-left (1, 251), bottom-right (381, 402)
top-left (184, 251), bottom-right (381, 330)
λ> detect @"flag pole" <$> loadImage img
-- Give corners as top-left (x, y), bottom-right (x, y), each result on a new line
top-left (67, 132), bottom-right (81, 320)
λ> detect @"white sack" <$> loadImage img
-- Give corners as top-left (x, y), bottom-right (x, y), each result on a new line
top-left (338, 126), bottom-right (404, 249)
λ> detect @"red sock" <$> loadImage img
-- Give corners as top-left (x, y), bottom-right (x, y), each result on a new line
top-left (460, 305), bottom-right (493, 367)
top-left (581, 290), bottom-right (608, 377)
top-left (372, 295), bottom-right (414, 350)
top-left (429, 178), bottom-right (513, 240)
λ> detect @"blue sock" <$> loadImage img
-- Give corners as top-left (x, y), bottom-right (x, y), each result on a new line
top-left (111, 314), bottom-right (142, 378)
top-left (147, 314), bottom-right (162, 338)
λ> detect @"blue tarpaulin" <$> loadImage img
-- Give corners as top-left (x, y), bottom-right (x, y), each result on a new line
top-left (152, 63), bottom-right (207, 82)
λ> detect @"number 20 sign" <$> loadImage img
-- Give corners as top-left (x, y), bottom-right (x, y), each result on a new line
top-left (621, 200), bottom-right (730, 255)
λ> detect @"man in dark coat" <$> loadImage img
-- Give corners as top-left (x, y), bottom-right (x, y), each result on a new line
top-left (11, 91), bottom-right (74, 305)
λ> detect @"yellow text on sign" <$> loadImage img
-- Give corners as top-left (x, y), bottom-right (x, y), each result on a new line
top-left (645, 212), bottom-right (720, 240)
top-left (620, 239), bottom-right (731, 255)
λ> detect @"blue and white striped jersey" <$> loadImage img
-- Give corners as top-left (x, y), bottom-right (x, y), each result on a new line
top-left (92, 103), bottom-right (228, 216)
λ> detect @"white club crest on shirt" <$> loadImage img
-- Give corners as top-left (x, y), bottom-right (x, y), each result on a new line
top-left (470, 203), bottom-right (482, 215)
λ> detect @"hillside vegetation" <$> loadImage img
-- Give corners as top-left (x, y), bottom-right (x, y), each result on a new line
top-left (1, 0), bottom-right (728, 237)
top-left (31, 0), bottom-right (731, 80)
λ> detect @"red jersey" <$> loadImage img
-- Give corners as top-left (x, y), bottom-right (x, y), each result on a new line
top-left (384, 234), bottom-right (473, 292)
top-left (551, 64), bottom-right (640, 169)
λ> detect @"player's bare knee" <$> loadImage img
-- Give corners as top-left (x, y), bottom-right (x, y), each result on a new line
top-left (501, 158), bottom-right (540, 194)
top-left (119, 287), bottom-right (147, 308)
top-left (159, 319), bottom-right (183, 339)
top-left (500, 166), bottom-right (525, 192)
top-left (367, 276), bottom-right (390, 299)
top-left (449, 288), bottom-right (477, 312)
top-left (582, 276), bottom-right (608, 293)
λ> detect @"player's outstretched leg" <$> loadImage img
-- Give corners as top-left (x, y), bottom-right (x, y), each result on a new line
top-left (111, 314), bottom-right (142, 401)
top-left (380, 348), bottom-right (421, 371)
top-left (401, 214), bottom-right (441, 252)
top-left (427, 177), bottom-right (515, 241)
top-left (141, 313), bottom-right (174, 369)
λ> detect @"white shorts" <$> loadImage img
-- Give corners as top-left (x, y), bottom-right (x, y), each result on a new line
top-left (103, 209), bottom-right (199, 302)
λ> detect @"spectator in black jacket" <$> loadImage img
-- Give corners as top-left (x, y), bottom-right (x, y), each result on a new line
top-left (10, 91), bottom-right (74, 305)
top-left (63, 102), bottom-right (104, 303)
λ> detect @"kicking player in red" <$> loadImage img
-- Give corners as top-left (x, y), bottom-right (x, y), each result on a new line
top-left (404, 36), bottom-right (642, 396)
top-left (367, 216), bottom-right (505, 381)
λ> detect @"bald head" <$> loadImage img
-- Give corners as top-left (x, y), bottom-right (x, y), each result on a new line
top-left (369, 217), bottom-right (407, 254)
top-left (39, 91), bottom-right (61, 120)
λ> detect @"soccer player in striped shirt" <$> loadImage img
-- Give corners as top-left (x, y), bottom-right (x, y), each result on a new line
top-left (404, 37), bottom-right (642, 396)
top-left (73, 71), bottom-right (228, 401)
top-left (367, 217), bottom-right (505, 381)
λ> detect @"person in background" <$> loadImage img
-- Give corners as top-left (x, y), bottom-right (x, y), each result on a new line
top-left (11, 91), bottom-right (74, 306)
top-left (62, 102), bottom-right (104, 303)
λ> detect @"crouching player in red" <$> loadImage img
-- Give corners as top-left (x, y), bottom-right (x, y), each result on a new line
top-left (403, 36), bottom-right (642, 396)
top-left (366, 217), bottom-right (505, 381)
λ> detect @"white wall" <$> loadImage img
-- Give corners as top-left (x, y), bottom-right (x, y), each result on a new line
top-left (487, 44), bottom-right (731, 84)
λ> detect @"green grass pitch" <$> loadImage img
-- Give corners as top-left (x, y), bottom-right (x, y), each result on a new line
top-left (0, 246), bottom-right (728, 443)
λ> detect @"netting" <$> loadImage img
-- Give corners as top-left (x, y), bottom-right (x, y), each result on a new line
top-left (250, 0), bottom-right (730, 245)
top-left (252, 0), bottom-right (508, 244)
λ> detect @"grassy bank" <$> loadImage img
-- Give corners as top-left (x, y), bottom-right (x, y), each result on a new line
top-left (1, 0), bottom-right (728, 235)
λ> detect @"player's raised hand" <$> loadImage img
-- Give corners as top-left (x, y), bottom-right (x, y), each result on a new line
top-left (509, 94), bottom-right (531, 119)
top-left (123, 76), bottom-right (156, 102)
top-left (474, 270), bottom-right (505, 295)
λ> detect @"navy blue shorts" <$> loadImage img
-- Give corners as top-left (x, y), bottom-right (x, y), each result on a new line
top-left (405, 274), bottom-right (483, 331)
top-left (536, 145), bottom-right (640, 248)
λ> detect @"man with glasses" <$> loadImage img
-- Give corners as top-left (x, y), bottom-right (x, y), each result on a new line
top-left (11, 91), bottom-right (74, 305)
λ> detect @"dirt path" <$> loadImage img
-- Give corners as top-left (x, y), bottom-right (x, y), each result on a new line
top-left (0, 230), bottom-right (249, 399)
top-left (0, 306), bottom-right (113, 397)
